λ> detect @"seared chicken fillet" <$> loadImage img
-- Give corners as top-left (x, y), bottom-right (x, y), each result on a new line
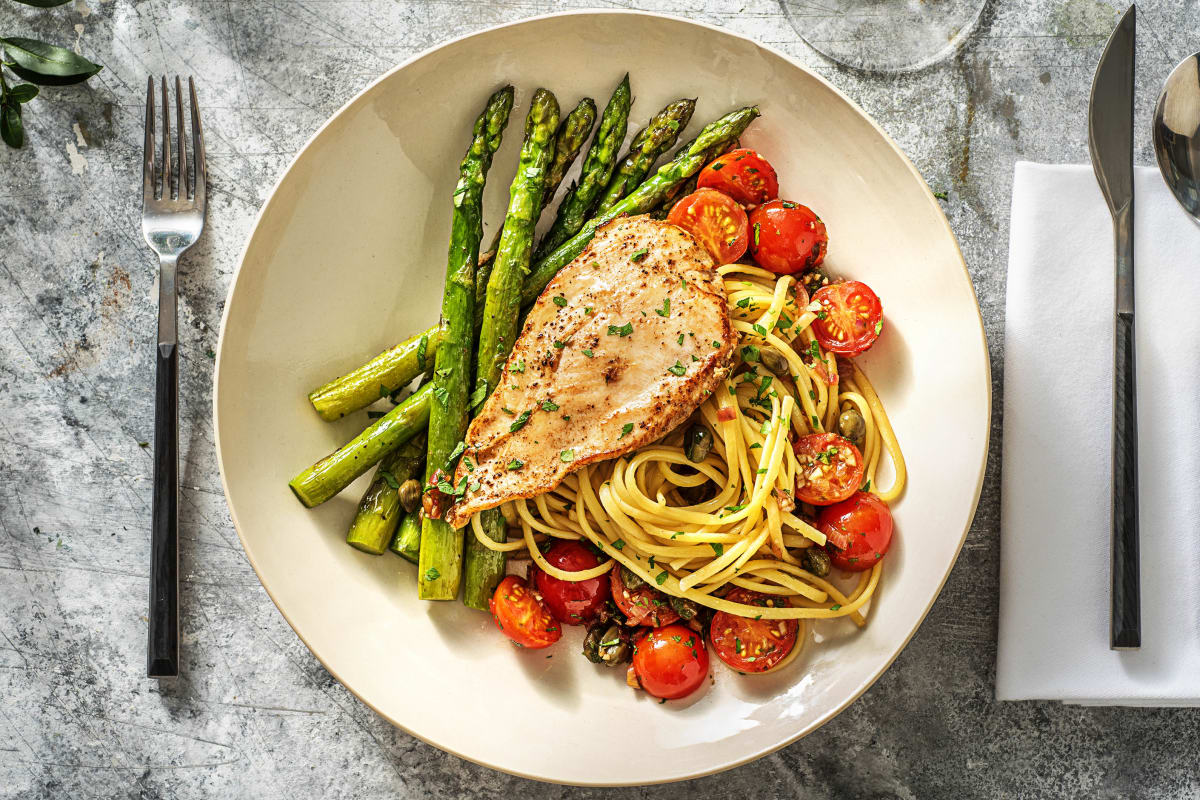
top-left (444, 215), bottom-right (735, 529)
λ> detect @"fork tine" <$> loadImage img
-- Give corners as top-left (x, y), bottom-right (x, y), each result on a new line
top-left (160, 76), bottom-right (171, 200)
top-left (174, 76), bottom-right (187, 200)
top-left (189, 77), bottom-right (206, 206)
top-left (142, 77), bottom-right (156, 204)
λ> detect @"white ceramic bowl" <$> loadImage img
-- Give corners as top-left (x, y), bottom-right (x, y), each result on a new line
top-left (214, 10), bottom-right (989, 786)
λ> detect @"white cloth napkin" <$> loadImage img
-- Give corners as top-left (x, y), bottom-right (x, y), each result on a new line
top-left (997, 162), bottom-right (1200, 705)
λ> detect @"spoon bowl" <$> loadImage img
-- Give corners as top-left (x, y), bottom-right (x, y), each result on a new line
top-left (1153, 52), bottom-right (1200, 222)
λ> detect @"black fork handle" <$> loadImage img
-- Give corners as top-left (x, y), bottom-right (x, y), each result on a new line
top-left (148, 341), bottom-right (179, 676)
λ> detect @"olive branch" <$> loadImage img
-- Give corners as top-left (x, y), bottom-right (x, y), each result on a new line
top-left (2, 0), bottom-right (104, 148)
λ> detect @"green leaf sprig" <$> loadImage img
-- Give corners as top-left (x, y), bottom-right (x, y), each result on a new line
top-left (1, 3), bottom-right (104, 149)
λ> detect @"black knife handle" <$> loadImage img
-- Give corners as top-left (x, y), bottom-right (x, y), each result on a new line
top-left (1111, 311), bottom-right (1140, 650)
top-left (148, 342), bottom-right (180, 676)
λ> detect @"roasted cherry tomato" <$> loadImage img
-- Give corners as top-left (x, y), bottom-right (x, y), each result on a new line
top-left (696, 148), bottom-right (779, 207)
top-left (610, 564), bottom-right (680, 628)
top-left (792, 432), bottom-right (865, 506)
top-left (631, 624), bottom-right (709, 700)
top-left (667, 188), bottom-right (749, 265)
top-left (709, 588), bottom-right (799, 673)
top-left (748, 200), bottom-right (828, 275)
top-left (819, 492), bottom-right (894, 571)
top-left (812, 281), bottom-right (883, 356)
top-left (533, 541), bottom-right (608, 625)
top-left (489, 575), bottom-right (561, 649)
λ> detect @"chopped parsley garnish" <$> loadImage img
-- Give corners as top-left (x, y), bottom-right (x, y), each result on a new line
top-left (667, 361), bottom-right (686, 376)
top-left (619, 422), bottom-right (634, 438)
top-left (710, 543), bottom-right (725, 556)
top-left (655, 297), bottom-right (670, 317)
top-left (541, 399), bottom-right (559, 412)
top-left (735, 296), bottom-right (752, 309)
top-left (677, 333), bottom-right (685, 345)
top-left (712, 340), bottom-right (722, 348)
top-left (507, 459), bottom-right (524, 470)
top-left (811, 414), bottom-right (820, 428)
top-left (630, 247), bottom-right (649, 262)
top-left (552, 294), bottom-right (567, 307)
top-left (553, 340), bottom-right (565, 349)
top-left (608, 322), bottom-right (634, 337)
top-left (582, 349), bottom-right (594, 358)
top-left (446, 440), bottom-right (467, 465)
top-left (691, 354), bottom-right (700, 362)
top-left (741, 344), bottom-right (760, 362)
top-left (776, 313), bottom-right (794, 331)
top-left (711, 162), bottom-right (724, 170)
top-left (509, 410), bottom-right (532, 432)
top-left (830, 604), bottom-right (842, 611)
top-left (862, 479), bottom-right (872, 492)
top-left (655, 571), bottom-right (669, 585)
top-left (560, 449), bottom-right (575, 463)
top-left (584, 306), bottom-right (593, 315)
top-left (612, 539), bottom-right (625, 550)
top-left (512, 359), bottom-right (525, 373)
top-left (874, 320), bottom-right (883, 335)
top-left (781, 200), bottom-right (796, 208)
top-left (424, 567), bottom-right (440, 581)
top-left (752, 222), bottom-right (760, 247)
top-left (752, 323), bottom-right (768, 337)
top-left (756, 375), bottom-right (773, 399)
top-left (435, 367), bottom-right (452, 379)
top-left (469, 381), bottom-right (488, 409)
top-left (433, 386), bottom-right (450, 407)
top-left (562, 415), bottom-right (571, 422)
top-left (378, 469), bottom-right (400, 490)
top-left (808, 340), bottom-right (821, 360)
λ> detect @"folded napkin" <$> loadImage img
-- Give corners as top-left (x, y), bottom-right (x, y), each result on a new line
top-left (998, 162), bottom-right (1200, 705)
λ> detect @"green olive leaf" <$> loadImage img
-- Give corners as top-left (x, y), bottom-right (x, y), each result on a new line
top-left (1, 103), bottom-right (25, 149)
top-left (10, 0), bottom-right (74, 6)
top-left (0, 37), bottom-right (103, 85)
top-left (8, 84), bottom-right (39, 103)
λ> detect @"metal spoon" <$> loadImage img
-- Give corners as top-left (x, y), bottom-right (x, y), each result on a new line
top-left (1153, 52), bottom-right (1200, 222)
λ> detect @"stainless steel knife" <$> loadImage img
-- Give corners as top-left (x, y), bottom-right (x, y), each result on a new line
top-left (1088, 4), bottom-right (1140, 651)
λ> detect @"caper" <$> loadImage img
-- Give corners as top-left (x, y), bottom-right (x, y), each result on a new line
top-left (801, 547), bottom-right (831, 578)
top-left (759, 347), bottom-right (790, 376)
top-left (837, 408), bottom-right (867, 451)
top-left (582, 623), bottom-right (606, 663)
top-left (597, 625), bottom-right (631, 665)
top-left (583, 623), bottom-right (630, 666)
top-left (800, 267), bottom-right (831, 297)
top-left (669, 595), bottom-right (701, 621)
top-left (398, 479), bottom-right (422, 513)
top-left (684, 424), bottom-right (714, 463)
top-left (620, 565), bottom-right (646, 591)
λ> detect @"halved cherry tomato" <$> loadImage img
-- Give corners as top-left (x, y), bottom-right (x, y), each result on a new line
top-left (610, 564), bottom-right (679, 628)
top-left (533, 541), bottom-right (608, 625)
top-left (489, 575), bottom-right (561, 649)
top-left (631, 624), bottom-right (709, 700)
top-left (696, 148), bottom-right (779, 207)
top-left (709, 588), bottom-right (799, 673)
top-left (792, 432), bottom-right (864, 506)
top-left (812, 281), bottom-right (883, 356)
top-left (818, 492), bottom-right (893, 571)
top-left (667, 188), bottom-right (749, 265)
top-left (748, 200), bottom-right (828, 275)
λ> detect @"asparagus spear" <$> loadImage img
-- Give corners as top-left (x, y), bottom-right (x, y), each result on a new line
top-left (520, 106), bottom-right (760, 307)
top-left (534, 75), bottom-right (631, 259)
top-left (474, 96), bottom-right (597, 318)
top-left (591, 98), bottom-right (696, 217)
top-left (421, 88), bottom-right (560, 602)
top-left (289, 383), bottom-right (433, 507)
top-left (389, 509), bottom-right (422, 563)
top-left (308, 326), bottom-right (442, 421)
top-left (346, 433), bottom-right (427, 554)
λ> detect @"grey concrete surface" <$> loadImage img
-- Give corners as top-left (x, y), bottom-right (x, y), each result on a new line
top-left (2, 1), bottom-right (1198, 797)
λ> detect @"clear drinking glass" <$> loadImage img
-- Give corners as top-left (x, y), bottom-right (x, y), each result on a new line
top-left (779, 0), bottom-right (988, 73)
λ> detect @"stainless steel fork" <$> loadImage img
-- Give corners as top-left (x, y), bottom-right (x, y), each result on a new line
top-left (141, 76), bottom-right (206, 678)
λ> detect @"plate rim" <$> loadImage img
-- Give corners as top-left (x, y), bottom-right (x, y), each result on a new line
top-left (212, 8), bottom-right (992, 786)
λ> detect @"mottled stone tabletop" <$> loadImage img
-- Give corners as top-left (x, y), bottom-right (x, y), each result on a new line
top-left (2, 0), bottom-right (1199, 797)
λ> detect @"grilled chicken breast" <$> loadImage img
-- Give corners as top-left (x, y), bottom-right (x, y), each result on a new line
top-left (444, 215), bottom-right (735, 529)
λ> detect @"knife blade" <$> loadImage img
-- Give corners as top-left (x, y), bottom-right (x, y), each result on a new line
top-left (1088, 4), bottom-right (1140, 651)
